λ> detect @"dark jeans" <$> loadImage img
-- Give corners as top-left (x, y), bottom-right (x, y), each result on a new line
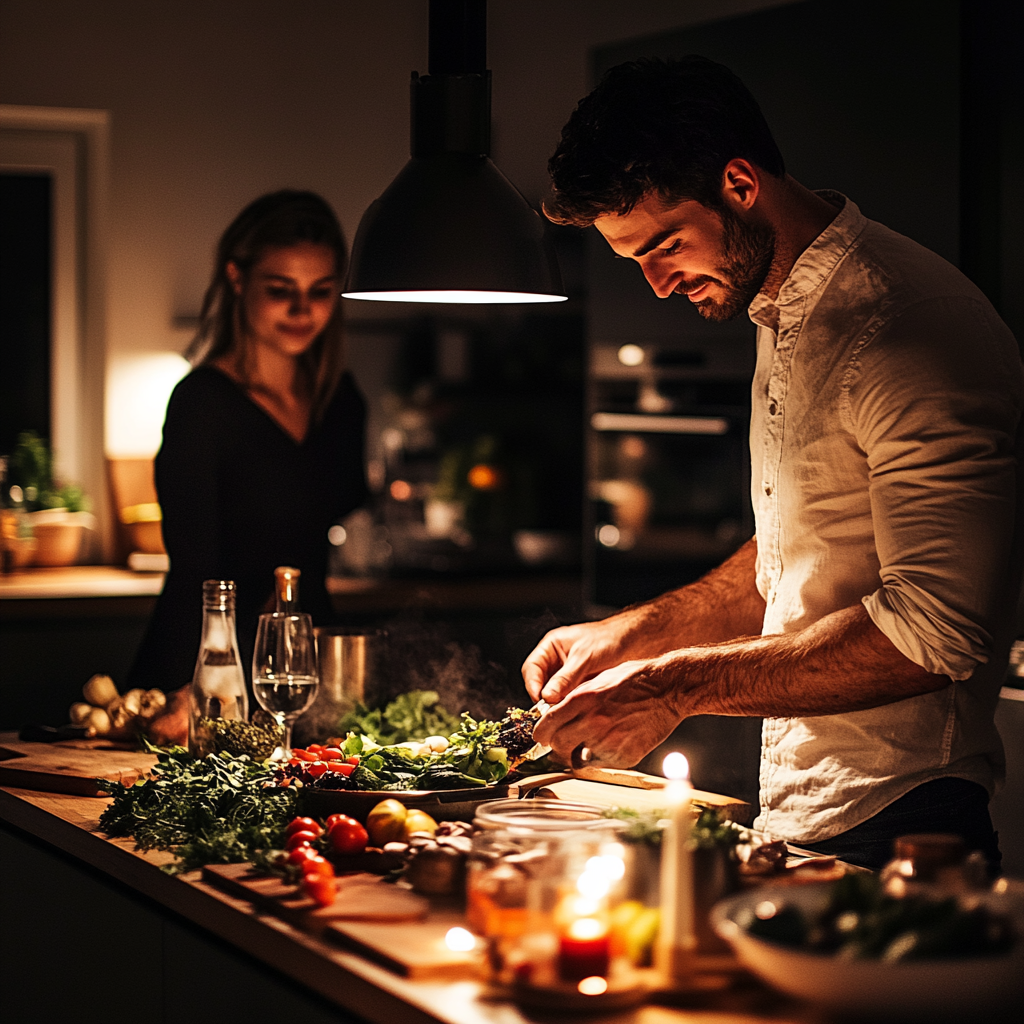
top-left (799, 776), bottom-right (1001, 872)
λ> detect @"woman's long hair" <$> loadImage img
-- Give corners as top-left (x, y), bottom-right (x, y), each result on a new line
top-left (187, 190), bottom-right (347, 423)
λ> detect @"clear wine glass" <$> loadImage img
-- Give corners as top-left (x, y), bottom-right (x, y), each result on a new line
top-left (252, 612), bottom-right (319, 759)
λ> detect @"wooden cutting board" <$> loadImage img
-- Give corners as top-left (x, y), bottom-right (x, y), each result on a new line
top-left (327, 917), bottom-right (481, 979)
top-left (509, 768), bottom-right (750, 823)
top-left (202, 863), bottom-right (428, 935)
top-left (0, 735), bottom-right (157, 796)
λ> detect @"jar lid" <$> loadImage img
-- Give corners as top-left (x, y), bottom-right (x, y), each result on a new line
top-left (894, 833), bottom-right (966, 868)
top-left (474, 798), bottom-right (614, 832)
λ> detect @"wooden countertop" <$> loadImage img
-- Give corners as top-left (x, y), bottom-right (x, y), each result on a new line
top-left (0, 746), bottom-right (810, 1024)
top-left (0, 564), bottom-right (165, 600)
top-left (0, 566), bottom-right (579, 616)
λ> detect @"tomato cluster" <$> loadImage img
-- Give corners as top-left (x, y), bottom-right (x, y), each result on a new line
top-left (273, 746), bottom-right (361, 789)
top-left (280, 813), bottom-right (370, 907)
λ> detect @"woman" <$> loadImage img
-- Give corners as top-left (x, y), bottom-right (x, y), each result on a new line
top-left (129, 190), bottom-right (368, 699)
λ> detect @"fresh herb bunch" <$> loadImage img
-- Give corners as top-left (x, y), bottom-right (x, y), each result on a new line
top-left (691, 806), bottom-right (746, 850)
top-left (602, 807), bottom-right (667, 847)
top-left (200, 716), bottom-right (281, 761)
top-left (335, 690), bottom-right (460, 746)
top-left (602, 806), bottom-right (746, 849)
top-left (97, 747), bottom-right (297, 874)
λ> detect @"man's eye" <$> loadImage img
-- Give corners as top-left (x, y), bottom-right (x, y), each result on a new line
top-left (659, 239), bottom-right (683, 255)
top-left (309, 287), bottom-right (336, 301)
top-left (266, 286), bottom-right (292, 299)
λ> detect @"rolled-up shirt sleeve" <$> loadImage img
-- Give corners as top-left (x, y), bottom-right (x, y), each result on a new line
top-left (851, 297), bottom-right (1023, 679)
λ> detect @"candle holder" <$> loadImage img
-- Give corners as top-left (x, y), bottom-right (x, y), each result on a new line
top-left (470, 824), bottom-right (648, 1008)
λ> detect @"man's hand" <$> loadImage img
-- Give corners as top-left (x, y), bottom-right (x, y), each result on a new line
top-left (523, 616), bottom-right (642, 704)
top-left (522, 537), bottom-right (765, 704)
top-left (531, 658), bottom-right (682, 766)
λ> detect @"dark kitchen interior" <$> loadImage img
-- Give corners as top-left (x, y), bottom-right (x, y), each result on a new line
top-left (1, 1), bottom-right (1023, 1017)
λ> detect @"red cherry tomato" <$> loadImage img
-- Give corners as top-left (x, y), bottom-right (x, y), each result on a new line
top-left (304, 855), bottom-right (335, 880)
top-left (286, 830), bottom-right (319, 851)
top-left (285, 817), bottom-right (323, 838)
top-left (287, 845), bottom-right (319, 867)
top-left (345, 755), bottom-right (361, 765)
top-left (328, 817), bottom-right (369, 856)
top-left (306, 761), bottom-right (328, 778)
top-left (324, 813), bottom-right (349, 830)
top-left (306, 743), bottom-right (324, 752)
top-left (302, 872), bottom-right (336, 907)
top-left (325, 761), bottom-right (355, 776)
top-left (320, 747), bottom-right (344, 760)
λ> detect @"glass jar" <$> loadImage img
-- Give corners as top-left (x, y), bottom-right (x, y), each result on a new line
top-left (473, 798), bottom-right (611, 832)
top-left (188, 579), bottom-right (248, 757)
top-left (469, 824), bottom-right (649, 990)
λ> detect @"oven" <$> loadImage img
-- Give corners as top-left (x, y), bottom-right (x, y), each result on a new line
top-left (585, 342), bottom-right (753, 613)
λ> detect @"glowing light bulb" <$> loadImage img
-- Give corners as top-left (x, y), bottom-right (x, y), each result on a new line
top-left (617, 344), bottom-right (645, 367)
top-left (577, 976), bottom-right (608, 996)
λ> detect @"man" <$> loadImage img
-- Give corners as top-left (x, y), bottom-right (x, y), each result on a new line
top-left (523, 57), bottom-right (1023, 869)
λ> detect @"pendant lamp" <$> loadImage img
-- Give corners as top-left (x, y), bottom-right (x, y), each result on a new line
top-left (342, 0), bottom-right (567, 304)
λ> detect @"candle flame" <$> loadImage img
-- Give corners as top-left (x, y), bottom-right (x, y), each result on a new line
top-left (662, 751), bottom-right (690, 781)
top-left (567, 917), bottom-right (607, 941)
top-left (444, 927), bottom-right (476, 952)
top-left (577, 976), bottom-right (608, 996)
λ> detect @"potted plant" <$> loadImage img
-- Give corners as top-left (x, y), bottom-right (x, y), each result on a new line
top-left (9, 432), bottom-right (95, 566)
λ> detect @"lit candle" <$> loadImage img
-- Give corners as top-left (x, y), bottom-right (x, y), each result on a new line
top-left (558, 915), bottom-right (610, 981)
top-left (656, 751), bottom-right (695, 981)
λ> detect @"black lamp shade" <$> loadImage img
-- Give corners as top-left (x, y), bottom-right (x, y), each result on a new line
top-left (343, 153), bottom-right (565, 303)
top-left (343, 0), bottom-right (566, 305)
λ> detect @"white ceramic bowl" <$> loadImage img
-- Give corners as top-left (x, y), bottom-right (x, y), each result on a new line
top-left (711, 880), bottom-right (1024, 1021)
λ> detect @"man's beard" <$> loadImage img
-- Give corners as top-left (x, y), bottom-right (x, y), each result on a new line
top-left (679, 207), bottom-right (776, 322)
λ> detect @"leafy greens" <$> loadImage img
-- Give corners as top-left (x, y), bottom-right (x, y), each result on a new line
top-left (334, 689), bottom-right (460, 746)
top-left (97, 747), bottom-right (297, 874)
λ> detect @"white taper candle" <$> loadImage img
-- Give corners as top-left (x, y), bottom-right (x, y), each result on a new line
top-left (656, 751), bottom-right (695, 981)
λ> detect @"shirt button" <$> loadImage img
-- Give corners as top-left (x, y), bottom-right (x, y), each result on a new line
top-left (764, 484), bottom-right (773, 496)
top-left (768, 401), bottom-right (778, 415)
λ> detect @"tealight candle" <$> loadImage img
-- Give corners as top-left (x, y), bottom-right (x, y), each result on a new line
top-left (558, 916), bottom-right (611, 981)
top-left (656, 751), bottom-right (695, 981)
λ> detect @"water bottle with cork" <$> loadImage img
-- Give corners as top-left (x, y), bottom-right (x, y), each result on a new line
top-left (188, 579), bottom-right (248, 756)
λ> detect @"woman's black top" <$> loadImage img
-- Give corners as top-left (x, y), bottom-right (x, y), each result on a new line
top-left (128, 365), bottom-right (368, 691)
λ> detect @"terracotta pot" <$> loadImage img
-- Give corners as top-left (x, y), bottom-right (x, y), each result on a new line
top-left (28, 510), bottom-right (95, 567)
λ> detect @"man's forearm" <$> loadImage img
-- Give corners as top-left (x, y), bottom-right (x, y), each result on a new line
top-left (656, 603), bottom-right (948, 719)
top-left (618, 536), bottom-right (766, 657)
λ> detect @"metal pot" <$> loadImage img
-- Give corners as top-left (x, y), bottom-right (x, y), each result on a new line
top-left (292, 627), bottom-right (386, 745)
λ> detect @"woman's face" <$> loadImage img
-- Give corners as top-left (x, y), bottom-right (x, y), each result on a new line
top-left (228, 242), bottom-right (339, 358)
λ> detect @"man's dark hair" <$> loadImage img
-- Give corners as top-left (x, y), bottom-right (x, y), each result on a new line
top-left (545, 56), bottom-right (785, 227)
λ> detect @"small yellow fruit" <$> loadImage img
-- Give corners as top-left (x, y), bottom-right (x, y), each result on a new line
top-left (403, 809), bottom-right (438, 839)
top-left (366, 799), bottom-right (408, 846)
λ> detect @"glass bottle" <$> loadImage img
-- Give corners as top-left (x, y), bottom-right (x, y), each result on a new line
top-left (274, 565), bottom-right (301, 613)
top-left (188, 579), bottom-right (248, 756)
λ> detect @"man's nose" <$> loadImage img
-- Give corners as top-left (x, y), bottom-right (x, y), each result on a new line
top-left (290, 290), bottom-right (311, 314)
top-left (639, 261), bottom-right (676, 299)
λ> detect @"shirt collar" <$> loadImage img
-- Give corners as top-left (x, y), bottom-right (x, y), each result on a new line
top-left (748, 191), bottom-right (867, 328)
